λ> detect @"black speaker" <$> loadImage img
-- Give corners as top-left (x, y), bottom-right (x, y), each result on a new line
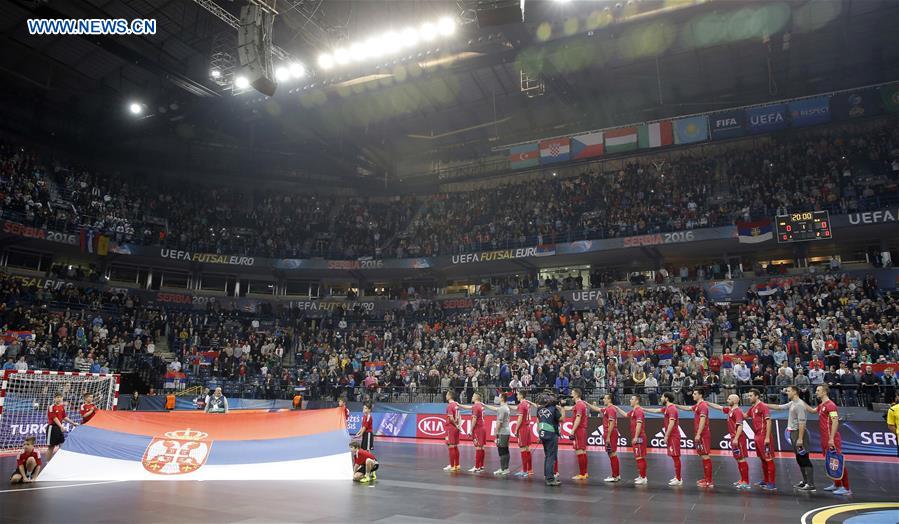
top-left (238, 5), bottom-right (276, 96)
top-left (475, 1), bottom-right (522, 28)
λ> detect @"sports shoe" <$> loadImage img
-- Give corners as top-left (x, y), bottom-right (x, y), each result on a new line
top-left (755, 481), bottom-right (767, 487)
top-left (514, 471), bottom-right (526, 478)
top-left (793, 481), bottom-right (806, 489)
top-left (832, 487), bottom-right (852, 496)
top-left (371, 472), bottom-right (377, 480)
top-left (545, 479), bottom-right (561, 487)
top-left (468, 466), bottom-right (479, 473)
top-left (799, 484), bottom-right (817, 492)
top-left (359, 476), bottom-right (371, 483)
top-left (499, 469), bottom-right (509, 476)
top-left (732, 480), bottom-right (743, 487)
top-left (452, 466), bottom-right (461, 472)
top-left (697, 480), bottom-right (714, 488)
top-left (634, 477), bottom-right (648, 485)
top-left (494, 469), bottom-right (505, 476)
top-left (443, 465), bottom-right (454, 471)
top-left (668, 478), bottom-right (683, 486)
top-left (572, 474), bottom-right (587, 480)
top-left (823, 483), bottom-right (837, 491)
top-left (734, 482), bottom-right (752, 490)
top-left (604, 476), bottom-right (621, 482)
top-left (762, 483), bottom-right (778, 491)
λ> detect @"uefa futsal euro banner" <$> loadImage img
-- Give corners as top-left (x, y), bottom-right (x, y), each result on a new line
top-left (39, 409), bottom-right (351, 481)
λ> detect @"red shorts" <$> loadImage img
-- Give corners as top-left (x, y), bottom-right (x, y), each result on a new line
top-left (472, 427), bottom-right (487, 447)
top-left (667, 436), bottom-right (681, 457)
top-left (695, 433), bottom-right (711, 456)
top-left (605, 431), bottom-right (619, 453)
top-left (731, 437), bottom-right (749, 460)
top-left (517, 425), bottom-right (532, 447)
top-left (445, 426), bottom-right (460, 445)
top-left (573, 430), bottom-right (588, 451)
top-left (754, 437), bottom-right (773, 460)
top-left (632, 436), bottom-right (647, 459)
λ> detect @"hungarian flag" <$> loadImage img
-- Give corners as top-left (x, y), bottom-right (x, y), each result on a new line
top-left (509, 143), bottom-right (539, 169)
top-left (638, 121), bottom-right (673, 148)
top-left (604, 127), bottom-right (638, 154)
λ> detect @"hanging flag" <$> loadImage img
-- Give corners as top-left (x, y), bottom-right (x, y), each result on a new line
top-left (539, 137), bottom-right (571, 164)
top-left (570, 131), bottom-right (604, 159)
top-left (97, 235), bottom-right (110, 256)
top-left (509, 143), bottom-right (539, 169)
top-left (604, 127), bottom-right (638, 154)
top-left (830, 89), bottom-right (881, 120)
top-left (673, 116), bottom-right (709, 144)
top-left (881, 82), bottom-right (899, 113)
top-left (637, 121), bottom-right (673, 148)
top-left (736, 219), bottom-right (773, 244)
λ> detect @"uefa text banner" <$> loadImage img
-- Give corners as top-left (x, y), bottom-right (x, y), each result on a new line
top-left (788, 95), bottom-right (832, 128)
top-left (745, 104), bottom-right (789, 134)
top-left (709, 109), bottom-right (745, 140)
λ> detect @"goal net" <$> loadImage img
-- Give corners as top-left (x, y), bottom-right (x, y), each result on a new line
top-left (0, 370), bottom-right (119, 452)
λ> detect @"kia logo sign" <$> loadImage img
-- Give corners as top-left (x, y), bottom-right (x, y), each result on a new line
top-left (418, 416), bottom-right (446, 436)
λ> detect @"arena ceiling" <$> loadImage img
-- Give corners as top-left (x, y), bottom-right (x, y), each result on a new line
top-left (0, 0), bottom-right (897, 189)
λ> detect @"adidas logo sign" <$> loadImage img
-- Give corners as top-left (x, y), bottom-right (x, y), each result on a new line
top-left (650, 425), bottom-right (695, 449)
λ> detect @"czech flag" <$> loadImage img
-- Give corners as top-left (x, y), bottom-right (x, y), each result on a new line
top-left (39, 409), bottom-right (351, 481)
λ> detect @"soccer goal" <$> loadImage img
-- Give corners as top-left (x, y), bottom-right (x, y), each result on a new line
top-left (0, 370), bottom-right (119, 452)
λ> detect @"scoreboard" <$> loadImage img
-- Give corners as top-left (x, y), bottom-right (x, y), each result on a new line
top-left (775, 211), bottom-right (831, 242)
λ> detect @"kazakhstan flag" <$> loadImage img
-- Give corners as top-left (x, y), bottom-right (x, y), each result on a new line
top-left (673, 116), bottom-right (709, 145)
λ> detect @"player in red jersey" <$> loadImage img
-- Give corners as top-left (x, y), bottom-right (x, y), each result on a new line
top-left (443, 391), bottom-right (462, 472)
top-left (586, 394), bottom-right (621, 482)
top-left (9, 436), bottom-right (42, 484)
top-left (338, 398), bottom-right (350, 426)
top-left (611, 395), bottom-right (648, 484)
top-left (708, 394), bottom-right (751, 489)
top-left (47, 392), bottom-right (78, 461)
top-left (458, 393), bottom-right (488, 473)
top-left (806, 384), bottom-right (851, 495)
top-left (514, 390), bottom-right (534, 477)
top-left (746, 388), bottom-right (776, 491)
top-left (79, 392), bottom-right (98, 425)
top-left (354, 403), bottom-right (374, 451)
top-left (674, 388), bottom-right (713, 487)
top-left (565, 388), bottom-right (592, 480)
top-left (646, 392), bottom-right (682, 486)
top-left (349, 441), bottom-right (379, 483)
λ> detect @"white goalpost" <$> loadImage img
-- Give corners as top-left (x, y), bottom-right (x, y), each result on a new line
top-left (0, 370), bottom-right (120, 452)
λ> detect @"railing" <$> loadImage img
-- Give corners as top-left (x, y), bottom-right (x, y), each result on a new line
top-left (164, 382), bottom-right (897, 409)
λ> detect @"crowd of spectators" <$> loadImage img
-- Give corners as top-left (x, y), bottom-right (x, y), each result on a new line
top-left (2, 120), bottom-right (897, 260)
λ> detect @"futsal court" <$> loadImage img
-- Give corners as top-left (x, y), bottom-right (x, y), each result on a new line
top-left (2, 439), bottom-right (897, 524)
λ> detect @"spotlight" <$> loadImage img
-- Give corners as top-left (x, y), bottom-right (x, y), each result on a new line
top-left (334, 47), bottom-right (351, 65)
top-left (382, 31), bottom-right (402, 54)
top-left (128, 102), bottom-right (143, 115)
top-left (349, 43), bottom-right (368, 62)
top-left (234, 75), bottom-right (250, 89)
top-left (318, 53), bottom-right (335, 69)
top-left (366, 37), bottom-right (386, 58)
top-left (289, 62), bottom-right (305, 78)
top-left (275, 66), bottom-right (290, 82)
top-left (400, 27), bottom-right (420, 47)
top-left (437, 17), bottom-right (455, 36)
top-left (420, 22), bottom-right (437, 41)
top-left (210, 69), bottom-right (221, 79)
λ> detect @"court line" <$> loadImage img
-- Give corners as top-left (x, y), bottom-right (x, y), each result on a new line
top-left (0, 480), bottom-right (126, 494)
top-left (375, 478), bottom-right (604, 502)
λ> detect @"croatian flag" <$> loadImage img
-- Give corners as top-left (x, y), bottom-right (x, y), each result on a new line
top-left (39, 409), bottom-right (351, 481)
top-left (539, 138), bottom-right (570, 164)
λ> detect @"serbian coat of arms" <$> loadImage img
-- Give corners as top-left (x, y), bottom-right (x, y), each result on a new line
top-left (142, 428), bottom-right (211, 475)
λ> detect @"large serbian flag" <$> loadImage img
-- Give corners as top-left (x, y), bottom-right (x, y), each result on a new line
top-left (39, 408), bottom-right (350, 481)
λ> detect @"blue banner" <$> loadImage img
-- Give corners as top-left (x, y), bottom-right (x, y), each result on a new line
top-left (709, 109), bottom-right (745, 140)
top-left (673, 116), bottom-right (709, 144)
top-left (830, 89), bottom-right (882, 120)
top-left (347, 411), bottom-right (417, 437)
top-left (746, 103), bottom-right (788, 133)
top-left (789, 95), bottom-right (831, 127)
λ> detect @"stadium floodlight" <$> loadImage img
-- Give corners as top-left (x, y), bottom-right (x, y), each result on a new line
top-left (400, 27), bottom-right (420, 48)
top-left (275, 66), bottom-right (290, 82)
top-left (437, 16), bottom-right (455, 36)
top-left (318, 53), bottom-right (335, 69)
top-left (210, 69), bottom-right (222, 79)
top-left (382, 31), bottom-right (402, 54)
top-left (349, 43), bottom-right (368, 61)
top-left (365, 37), bottom-right (386, 58)
top-left (420, 22), bottom-right (437, 41)
top-left (128, 102), bottom-right (143, 115)
top-left (234, 75), bottom-right (250, 89)
top-left (289, 62), bottom-right (306, 78)
top-left (334, 47), bottom-right (351, 65)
